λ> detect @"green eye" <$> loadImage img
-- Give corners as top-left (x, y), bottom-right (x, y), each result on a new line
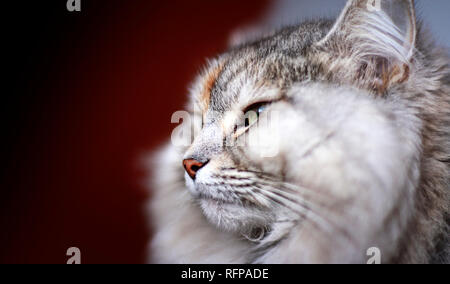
top-left (244, 103), bottom-right (268, 128)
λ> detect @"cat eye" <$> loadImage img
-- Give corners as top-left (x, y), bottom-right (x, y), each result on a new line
top-left (232, 101), bottom-right (272, 137)
top-left (243, 102), bottom-right (269, 128)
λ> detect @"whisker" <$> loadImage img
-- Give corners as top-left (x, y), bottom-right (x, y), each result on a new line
top-left (217, 171), bottom-right (321, 197)
top-left (256, 177), bottom-right (331, 203)
top-left (255, 184), bottom-right (357, 245)
top-left (215, 169), bottom-right (358, 245)
top-left (254, 185), bottom-right (334, 233)
top-left (252, 189), bottom-right (338, 245)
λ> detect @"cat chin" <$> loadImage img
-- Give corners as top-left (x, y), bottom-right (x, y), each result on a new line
top-left (198, 198), bottom-right (273, 234)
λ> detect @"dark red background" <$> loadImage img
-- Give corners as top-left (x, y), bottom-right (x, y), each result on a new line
top-left (2, 0), bottom-right (269, 263)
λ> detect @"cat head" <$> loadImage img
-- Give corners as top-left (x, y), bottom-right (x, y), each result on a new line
top-left (179, 0), bottom-right (420, 241)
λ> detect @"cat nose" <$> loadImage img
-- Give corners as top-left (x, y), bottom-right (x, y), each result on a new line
top-left (183, 159), bottom-right (207, 180)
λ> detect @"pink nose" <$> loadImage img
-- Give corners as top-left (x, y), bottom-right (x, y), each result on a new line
top-left (183, 159), bottom-right (206, 180)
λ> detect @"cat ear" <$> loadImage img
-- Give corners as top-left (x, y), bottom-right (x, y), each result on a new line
top-left (317, 0), bottom-right (417, 90)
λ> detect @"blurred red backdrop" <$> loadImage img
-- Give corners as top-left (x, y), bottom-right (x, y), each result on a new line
top-left (1, 0), bottom-right (270, 263)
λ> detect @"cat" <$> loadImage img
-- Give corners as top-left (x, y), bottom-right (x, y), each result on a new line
top-left (147, 0), bottom-right (449, 264)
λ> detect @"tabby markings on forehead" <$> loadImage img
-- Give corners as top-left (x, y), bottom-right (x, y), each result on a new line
top-left (199, 63), bottom-right (225, 113)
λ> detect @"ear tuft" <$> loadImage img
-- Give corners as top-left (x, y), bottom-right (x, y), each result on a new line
top-left (317, 0), bottom-right (417, 91)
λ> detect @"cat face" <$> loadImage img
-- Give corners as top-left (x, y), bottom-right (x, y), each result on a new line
top-left (180, 0), bottom-right (421, 241)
